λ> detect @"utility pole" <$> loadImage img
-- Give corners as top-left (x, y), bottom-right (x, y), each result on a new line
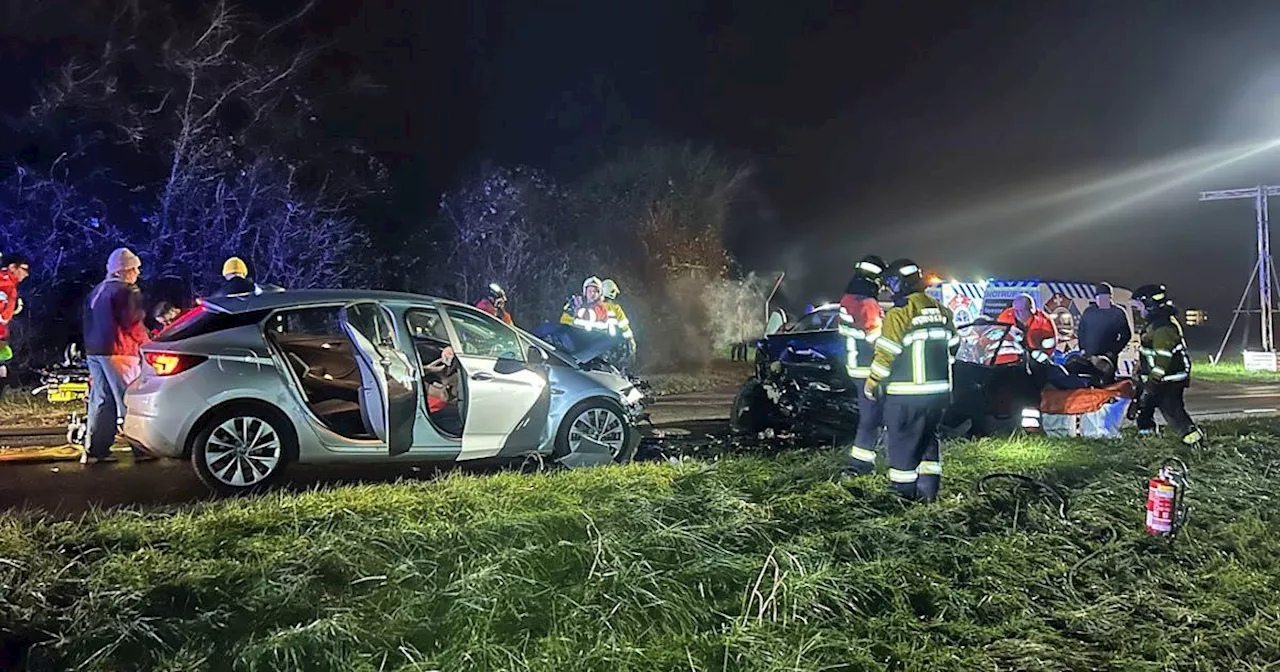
top-left (1199, 185), bottom-right (1280, 366)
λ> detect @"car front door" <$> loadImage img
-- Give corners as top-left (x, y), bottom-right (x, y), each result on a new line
top-left (339, 302), bottom-right (419, 456)
top-left (442, 304), bottom-right (549, 460)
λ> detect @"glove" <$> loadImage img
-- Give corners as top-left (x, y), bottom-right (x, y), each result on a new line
top-left (13, 298), bottom-right (22, 315)
top-left (864, 378), bottom-right (881, 400)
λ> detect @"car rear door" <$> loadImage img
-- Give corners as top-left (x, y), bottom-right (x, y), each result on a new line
top-left (339, 301), bottom-right (418, 456)
top-left (441, 304), bottom-right (549, 460)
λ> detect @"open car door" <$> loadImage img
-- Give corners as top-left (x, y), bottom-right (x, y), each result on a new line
top-left (339, 302), bottom-right (419, 456)
top-left (442, 305), bottom-right (549, 460)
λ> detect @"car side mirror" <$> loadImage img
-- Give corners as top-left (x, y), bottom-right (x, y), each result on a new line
top-left (526, 345), bottom-right (548, 366)
top-left (494, 354), bottom-right (525, 375)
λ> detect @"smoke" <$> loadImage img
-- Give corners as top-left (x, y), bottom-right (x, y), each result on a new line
top-left (703, 272), bottom-right (770, 350)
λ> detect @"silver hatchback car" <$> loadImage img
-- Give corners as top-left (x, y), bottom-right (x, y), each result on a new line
top-left (123, 290), bottom-right (647, 494)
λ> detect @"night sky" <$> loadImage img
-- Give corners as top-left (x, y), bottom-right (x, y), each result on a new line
top-left (42, 1), bottom-right (1280, 332)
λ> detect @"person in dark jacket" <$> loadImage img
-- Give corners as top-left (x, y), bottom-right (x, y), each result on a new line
top-left (212, 256), bottom-right (256, 297)
top-left (1076, 282), bottom-right (1131, 382)
top-left (82, 248), bottom-right (152, 464)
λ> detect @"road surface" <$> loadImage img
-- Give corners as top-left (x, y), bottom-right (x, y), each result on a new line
top-left (3, 379), bottom-right (1277, 517)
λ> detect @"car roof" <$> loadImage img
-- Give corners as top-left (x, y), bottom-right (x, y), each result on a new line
top-left (201, 289), bottom-right (464, 314)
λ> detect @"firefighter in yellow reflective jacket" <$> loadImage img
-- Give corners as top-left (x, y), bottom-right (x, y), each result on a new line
top-left (560, 276), bottom-right (610, 331)
top-left (601, 279), bottom-right (636, 364)
top-left (864, 259), bottom-right (959, 501)
top-left (1132, 284), bottom-right (1202, 446)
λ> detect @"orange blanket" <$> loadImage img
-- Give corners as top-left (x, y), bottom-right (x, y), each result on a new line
top-left (1040, 380), bottom-right (1135, 415)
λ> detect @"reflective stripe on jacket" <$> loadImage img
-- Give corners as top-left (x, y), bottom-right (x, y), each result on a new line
top-left (1139, 315), bottom-right (1191, 383)
top-left (995, 307), bottom-right (1057, 365)
top-left (838, 295), bottom-right (883, 379)
top-left (870, 293), bottom-right (958, 396)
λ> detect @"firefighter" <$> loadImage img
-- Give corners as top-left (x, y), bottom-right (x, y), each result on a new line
top-left (994, 293), bottom-right (1056, 431)
top-left (560, 276), bottom-right (610, 332)
top-left (601, 278), bottom-right (636, 364)
top-left (1132, 284), bottom-right (1202, 446)
top-left (476, 282), bottom-right (514, 326)
top-left (864, 259), bottom-right (958, 501)
top-left (839, 254), bottom-right (886, 475)
top-left (213, 257), bottom-right (256, 297)
top-left (0, 253), bottom-right (31, 390)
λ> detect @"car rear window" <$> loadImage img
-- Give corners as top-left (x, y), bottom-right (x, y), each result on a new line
top-left (153, 304), bottom-right (270, 342)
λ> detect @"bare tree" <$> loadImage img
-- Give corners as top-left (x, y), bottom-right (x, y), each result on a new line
top-left (437, 165), bottom-right (570, 319)
top-left (15, 0), bottom-right (382, 292)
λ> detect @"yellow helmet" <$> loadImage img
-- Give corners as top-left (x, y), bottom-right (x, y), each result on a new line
top-left (222, 256), bottom-right (249, 278)
top-left (601, 278), bottom-right (620, 301)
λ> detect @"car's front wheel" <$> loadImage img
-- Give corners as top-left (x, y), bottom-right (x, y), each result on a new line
top-left (553, 399), bottom-right (635, 467)
top-left (191, 406), bottom-right (294, 495)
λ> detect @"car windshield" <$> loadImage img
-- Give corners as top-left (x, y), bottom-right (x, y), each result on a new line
top-left (955, 322), bottom-right (1013, 366)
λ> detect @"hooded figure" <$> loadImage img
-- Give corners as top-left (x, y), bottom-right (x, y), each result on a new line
top-left (82, 247), bottom-right (152, 464)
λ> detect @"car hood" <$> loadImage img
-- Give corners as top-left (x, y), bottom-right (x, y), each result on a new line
top-left (580, 368), bottom-right (632, 394)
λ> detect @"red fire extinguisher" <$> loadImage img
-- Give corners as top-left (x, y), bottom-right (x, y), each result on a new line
top-left (1146, 457), bottom-right (1190, 537)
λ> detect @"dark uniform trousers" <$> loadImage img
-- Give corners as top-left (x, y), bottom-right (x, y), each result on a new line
top-left (845, 378), bottom-right (884, 475)
top-left (1136, 381), bottom-right (1198, 439)
top-left (884, 394), bottom-right (947, 502)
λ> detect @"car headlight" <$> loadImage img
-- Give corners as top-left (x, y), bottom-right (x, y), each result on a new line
top-left (622, 385), bottom-right (644, 406)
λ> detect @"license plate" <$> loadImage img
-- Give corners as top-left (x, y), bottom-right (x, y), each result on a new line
top-left (48, 384), bottom-right (88, 403)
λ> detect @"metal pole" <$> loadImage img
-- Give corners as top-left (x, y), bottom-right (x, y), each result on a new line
top-left (1213, 258), bottom-right (1259, 364)
top-left (765, 271), bottom-right (785, 326)
top-left (1260, 188), bottom-right (1275, 351)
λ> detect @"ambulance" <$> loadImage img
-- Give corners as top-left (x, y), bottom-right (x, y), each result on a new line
top-left (929, 278), bottom-right (1142, 378)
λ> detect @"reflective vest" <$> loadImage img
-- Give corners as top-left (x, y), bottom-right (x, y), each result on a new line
top-left (838, 295), bottom-right (883, 379)
top-left (1139, 315), bottom-right (1191, 383)
top-left (994, 308), bottom-right (1056, 365)
top-left (870, 293), bottom-right (958, 396)
top-left (603, 301), bottom-right (635, 342)
top-left (561, 301), bottom-right (611, 332)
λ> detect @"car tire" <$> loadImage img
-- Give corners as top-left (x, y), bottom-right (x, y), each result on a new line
top-left (190, 405), bottom-right (295, 496)
top-left (553, 399), bottom-right (635, 466)
top-left (730, 378), bottom-right (773, 435)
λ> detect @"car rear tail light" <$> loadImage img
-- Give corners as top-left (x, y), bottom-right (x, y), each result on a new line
top-left (145, 352), bottom-right (207, 376)
top-left (156, 304), bottom-right (205, 338)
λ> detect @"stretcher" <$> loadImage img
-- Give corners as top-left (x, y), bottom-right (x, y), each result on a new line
top-left (31, 345), bottom-right (89, 447)
top-left (1038, 380), bottom-right (1136, 439)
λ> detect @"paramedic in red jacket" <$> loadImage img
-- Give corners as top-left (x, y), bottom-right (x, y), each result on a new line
top-left (995, 293), bottom-right (1056, 431)
top-left (839, 254), bottom-right (886, 475)
top-left (0, 253), bottom-right (31, 391)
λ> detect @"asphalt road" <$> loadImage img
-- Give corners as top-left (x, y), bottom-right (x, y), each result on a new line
top-left (3, 379), bottom-right (1277, 517)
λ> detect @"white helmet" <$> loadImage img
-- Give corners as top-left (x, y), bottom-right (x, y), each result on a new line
top-left (601, 278), bottom-right (620, 301)
top-left (582, 276), bottom-right (603, 294)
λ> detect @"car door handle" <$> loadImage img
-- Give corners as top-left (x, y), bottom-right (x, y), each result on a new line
top-left (471, 372), bottom-right (494, 381)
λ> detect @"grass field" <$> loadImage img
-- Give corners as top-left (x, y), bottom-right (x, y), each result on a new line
top-left (1192, 358), bottom-right (1280, 383)
top-left (3, 420), bottom-right (1279, 671)
top-left (0, 389), bottom-right (77, 429)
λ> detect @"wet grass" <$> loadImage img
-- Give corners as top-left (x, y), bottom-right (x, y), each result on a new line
top-left (1194, 358), bottom-right (1280, 384)
top-left (3, 419), bottom-right (1280, 670)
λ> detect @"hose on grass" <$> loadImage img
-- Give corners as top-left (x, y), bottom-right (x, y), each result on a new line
top-left (975, 472), bottom-right (1120, 599)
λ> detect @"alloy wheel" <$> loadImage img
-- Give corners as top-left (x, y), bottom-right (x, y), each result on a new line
top-left (204, 416), bottom-right (283, 487)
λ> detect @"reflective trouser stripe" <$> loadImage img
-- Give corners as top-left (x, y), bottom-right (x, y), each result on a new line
top-left (1021, 407), bottom-right (1041, 428)
top-left (889, 468), bottom-right (918, 483)
top-left (918, 460), bottom-right (942, 475)
top-left (848, 446), bottom-right (877, 464)
top-left (886, 381), bottom-right (950, 395)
